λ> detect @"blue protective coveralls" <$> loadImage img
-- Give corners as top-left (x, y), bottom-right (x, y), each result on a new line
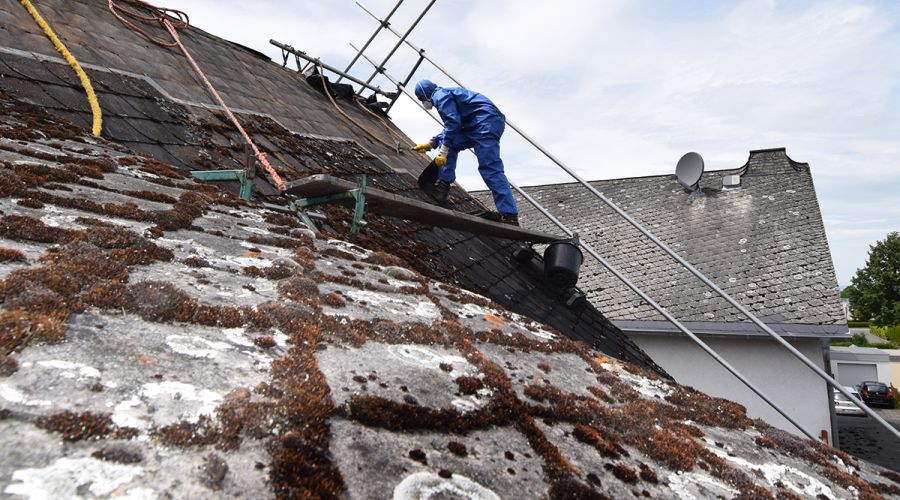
top-left (415, 80), bottom-right (518, 216)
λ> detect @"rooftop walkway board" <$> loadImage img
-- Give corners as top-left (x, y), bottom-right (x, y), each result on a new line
top-left (285, 174), bottom-right (565, 243)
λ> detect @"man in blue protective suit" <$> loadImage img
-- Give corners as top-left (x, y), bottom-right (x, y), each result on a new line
top-left (412, 79), bottom-right (519, 225)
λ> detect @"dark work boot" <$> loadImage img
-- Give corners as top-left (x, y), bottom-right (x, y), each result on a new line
top-left (500, 213), bottom-right (519, 226)
top-left (431, 180), bottom-right (451, 205)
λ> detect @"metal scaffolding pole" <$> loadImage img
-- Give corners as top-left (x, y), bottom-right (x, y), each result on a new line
top-left (357, 0), bottom-right (436, 96)
top-left (351, 21), bottom-right (900, 442)
top-left (270, 40), bottom-right (396, 99)
top-left (338, 0), bottom-right (405, 83)
top-left (349, 43), bottom-right (818, 440)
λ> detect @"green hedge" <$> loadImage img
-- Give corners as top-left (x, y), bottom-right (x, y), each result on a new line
top-left (848, 321), bottom-right (870, 328)
top-left (871, 324), bottom-right (900, 344)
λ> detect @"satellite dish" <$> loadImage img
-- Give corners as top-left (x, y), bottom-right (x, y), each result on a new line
top-left (675, 152), bottom-right (704, 191)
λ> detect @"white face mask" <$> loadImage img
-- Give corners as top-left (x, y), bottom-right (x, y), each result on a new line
top-left (422, 100), bottom-right (433, 110)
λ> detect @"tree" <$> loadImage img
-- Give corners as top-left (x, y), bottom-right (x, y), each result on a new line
top-left (847, 232), bottom-right (900, 326)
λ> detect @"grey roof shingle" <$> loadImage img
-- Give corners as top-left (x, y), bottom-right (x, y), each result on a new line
top-left (475, 148), bottom-right (846, 335)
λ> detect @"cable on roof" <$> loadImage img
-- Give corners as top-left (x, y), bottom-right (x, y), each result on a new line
top-left (18, 0), bottom-right (103, 137)
top-left (107, 0), bottom-right (285, 191)
top-left (315, 61), bottom-right (407, 152)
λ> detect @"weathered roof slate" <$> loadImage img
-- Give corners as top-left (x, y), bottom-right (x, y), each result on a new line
top-left (476, 149), bottom-right (847, 335)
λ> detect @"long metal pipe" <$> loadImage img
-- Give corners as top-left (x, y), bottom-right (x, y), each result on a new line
top-left (350, 43), bottom-right (818, 440)
top-left (358, 0), bottom-right (436, 95)
top-left (352, 15), bottom-right (900, 442)
top-left (270, 40), bottom-right (394, 98)
top-left (338, 0), bottom-right (405, 83)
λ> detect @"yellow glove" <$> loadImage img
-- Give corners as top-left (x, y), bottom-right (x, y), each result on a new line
top-left (434, 144), bottom-right (449, 167)
top-left (412, 142), bottom-right (433, 153)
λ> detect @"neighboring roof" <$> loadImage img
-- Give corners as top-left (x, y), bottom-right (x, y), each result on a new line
top-left (831, 346), bottom-right (891, 363)
top-left (1, 1), bottom-right (897, 497)
top-left (476, 149), bottom-right (847, 337)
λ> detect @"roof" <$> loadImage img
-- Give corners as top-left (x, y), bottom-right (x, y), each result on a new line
top-left (475, 149), bottom-right (847, 338)
top-left (831, 346), bottom-right (891, 363)
top-left (1, 1), bottom-right (898, 497)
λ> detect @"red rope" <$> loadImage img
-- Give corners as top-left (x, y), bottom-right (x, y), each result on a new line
top-left (108, 0), bottom-right (285, 191)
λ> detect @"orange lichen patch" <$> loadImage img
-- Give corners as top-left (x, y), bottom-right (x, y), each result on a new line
top-left (573, 424), bottom-right (623, 459)
top-left (548, 478), bottom-right (611, 500)
top-left (0, 308), bottom-right (68, 354)
top-left (604, 462), bottom-right (638, 483)
top-left (268, 348), bottom-right (345, 498)
top-left (638, 464), bottom-right (658, 483)
top-left (277, 275), bottom-right (321, 305)
top-left (245, 250), bottom-right (262, 258)
top-left (253, 336), bottom-right (276, 349)
top-left (321, 247), bottom-right (359, 261)
top-left (138, 355), bottom-right (156, 366)
top-left (150, 201), bottom-right (204, 232)
top-left (244, 261), bottom-right (296, 281)
top-left (0, 351), bottom-right (19, 376)
top-left (35, 411), bottom-right (137, 442)
top-left (875, 482), bottom-right (900, 497)
top-left (883, 471), bottom-right (900, 485)
top-left (664, 386), bottom-right (748, 430)
top-left (16, 198), bottom-right (44, 209)
top-left (0, 247), bottom-right (27, 263)
top-left (361, 250), bottom-right (407, 268)
top-left (0, 171), bottom-right (29, 198)
top-left (215, 388), bottom-right (277, 450)
top-left (594, 372), bottom-right (641, 404)
top-left (153, 416), bottom-right (220, 447)
top-left (0, 214), bottom-right (76, 243)
top-left (638, 428), bottom-right (701, 472)
top-left (264, 212), bottom-right (303, 229)
top-left (587, 386), bottom-right (615, 404)
top-left (447, 441), bottom-right (468, 457)
top-left (322, 291), bottom-right (346, 308)
top-left (183, 256), bottom-right (211, 268)
top-left (124, 281), bottom-right (199, 323)
top-left (483, 313), bottom-right (505, 325)
top-left (291, 247), bottom-right (317, 271)
top-left (247, 234), bottom-right (313, 250)
top-left (593, 355), bottom-right (610, 364)
top-left (821, 463), bottom-right (882, 499)
top-left (342, 395), bottom-right (508, 434)
top-left (517, 414), bottom-right (579, 479)
top-left (139, 159), bottom-right (189, 179)
top-left (755, 435), bottom-right (775, 448)
top-left (124, 190), bottom-right (178, 204)
top-left (455, 376), bottom-right (484, 395)
top-left (193, 305), bottom-right (248, 329)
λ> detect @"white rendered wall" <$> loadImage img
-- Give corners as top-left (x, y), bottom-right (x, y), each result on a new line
top-left (630, 335), bottom-right (833, 444)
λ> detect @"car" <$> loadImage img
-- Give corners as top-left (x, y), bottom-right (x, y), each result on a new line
top-left (833, 387), bottom-right (866, 416)
top-left (855, 381), bottom-right (894, 408)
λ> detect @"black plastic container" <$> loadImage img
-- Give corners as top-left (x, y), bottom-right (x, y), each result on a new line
top-left (543, 241), bottom-right (583, 288)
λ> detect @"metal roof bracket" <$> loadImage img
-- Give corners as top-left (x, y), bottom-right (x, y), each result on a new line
top-left (289, 175), bottom-right (368, 236)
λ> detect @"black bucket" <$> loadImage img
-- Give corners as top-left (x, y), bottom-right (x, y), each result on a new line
top-left (543, 241), bottom-right (583, 288)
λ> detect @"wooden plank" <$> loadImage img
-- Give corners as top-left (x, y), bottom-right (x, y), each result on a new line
top-left (284, 175), bottom-right (564, 243)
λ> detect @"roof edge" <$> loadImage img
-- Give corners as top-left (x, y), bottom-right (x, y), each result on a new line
top-left (614, 319), bottom-right (850, 339)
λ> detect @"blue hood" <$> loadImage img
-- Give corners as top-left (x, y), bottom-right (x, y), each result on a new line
top-left (414, 79), bottom-right (437, 100)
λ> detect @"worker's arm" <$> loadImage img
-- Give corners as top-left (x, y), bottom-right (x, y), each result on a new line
top-left (432, 92), bottom-right (461, 148)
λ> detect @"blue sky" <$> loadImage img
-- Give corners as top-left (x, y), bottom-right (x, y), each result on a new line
top-left (179, 0), bottom-right (899, 287)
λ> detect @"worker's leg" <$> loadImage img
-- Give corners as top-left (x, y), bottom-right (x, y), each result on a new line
top-left (473, 123), bottom-right (517, 215)
top-left (437, 149), bottom-right (460, 183)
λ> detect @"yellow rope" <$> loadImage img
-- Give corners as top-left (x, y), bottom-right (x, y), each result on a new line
top-left (18, 0), bottom-right (102, 137)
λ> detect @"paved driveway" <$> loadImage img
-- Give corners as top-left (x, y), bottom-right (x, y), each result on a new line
top-left (836, 409), bottom-right (900, 472)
